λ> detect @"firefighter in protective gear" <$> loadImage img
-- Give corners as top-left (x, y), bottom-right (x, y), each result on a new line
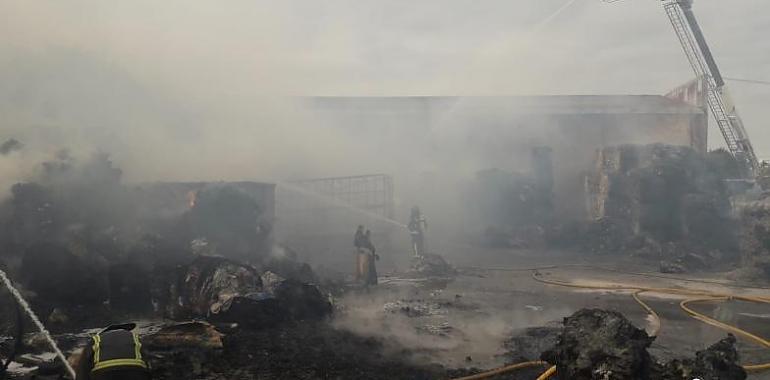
top-left (76, 323), bottom-right (150, 380)
top-left (362, 229), bottom-right (378, 286)
top-left (353, 225), bottom-right (366, 282)
top-left (407, 206), bottom-right (427, 256)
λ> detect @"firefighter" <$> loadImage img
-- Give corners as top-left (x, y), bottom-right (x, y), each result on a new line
top-left (353, 225), bottom-right (366, 281)
top-left (363, 229), bottom-right (378, 286)
top-left (407, 206), bottom-right (427, 256)
top-left (76, 323), bottom-right (150, 380)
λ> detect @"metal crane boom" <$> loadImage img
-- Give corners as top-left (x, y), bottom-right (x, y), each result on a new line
top-left (662, 0), bottom-right (759, 175)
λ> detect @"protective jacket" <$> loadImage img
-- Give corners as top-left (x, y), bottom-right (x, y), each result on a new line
top-left (77, 323), bottom-right (150, 380)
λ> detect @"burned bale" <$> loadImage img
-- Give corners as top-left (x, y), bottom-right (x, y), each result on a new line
top-left (410, 254), bottom-right (456, 277)
top-left (471, 152), bottom-right (554, 248)
top-left (688, 334), bottom-right (746, 380)
top-left (542, 308), bottom-right (655, 380)
top-left (108, 262), bottom-right (152, 313)
top-left (210, 277), bottom-right (331, 327)
top-left (207, 294), bottom-right (284, 327)
top-left (257, 270), bottom-right (330, 320)
top-left (8, 183), bottom-right (59, 245)
top-left (737, 201), bottom-right (770, 281)
top-left (262, 253), bottom-right (319, 284)
top-left (168, 256), bottom-right (331, 326)
top-left (3, 152), bottom-right (139, 265)
top-left (707, 149), bottom-right (748, 182)
top-left (186, 185), bottom-right (264, 261)
top-left (584, 144), bottom-right (736, 259)
top-left (170, 256), bottom-right (263, 320)
top-left (20, 242), bottom-right (108, 312)
top-left (273, 279), bottom-right (332, 321)
top-left (581, 217), bottom-right (633, 255)
top-left (682, 194), bottom-right (737, 252)
top-left (662, 334), bottom-right (746, 380)
top-left (626, 235), bottom-right (663, 258)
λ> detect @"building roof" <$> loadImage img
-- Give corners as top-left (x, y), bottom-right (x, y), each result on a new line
top-left (305, 95), bottom-right (704, 115)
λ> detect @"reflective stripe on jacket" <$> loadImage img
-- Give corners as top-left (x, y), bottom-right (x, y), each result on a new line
top-left (92, 329), bottom-right (147, 373)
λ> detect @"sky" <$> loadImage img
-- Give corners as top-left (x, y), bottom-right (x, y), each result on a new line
top-left (1, 0), bottom-right (769, 185)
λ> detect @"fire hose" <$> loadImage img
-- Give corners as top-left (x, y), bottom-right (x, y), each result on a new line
top-left (450, 266), bottom-right (770, 380)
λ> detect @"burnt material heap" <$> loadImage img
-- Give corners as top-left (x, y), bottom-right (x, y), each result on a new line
top-left (584, 144), bottom-right (739, 259)
top-left (542, 308), bottom-right (655, 380)
top-left (542, 308), bottom-right (747, 380)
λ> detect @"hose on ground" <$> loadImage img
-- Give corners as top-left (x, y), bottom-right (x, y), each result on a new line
top-left (450, 361), bottom-right (548, 380)
top-left (450, 266), bottom-right (770, 380)
top-left (531, 269), bottom-right (770, 374)
top-left (679, 297), bottom-right (770, 372)
top-left (535, 365), bottom-right (556, 380)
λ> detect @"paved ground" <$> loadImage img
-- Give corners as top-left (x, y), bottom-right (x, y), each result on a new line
top-left (334, 245), bottom-right (770, 379)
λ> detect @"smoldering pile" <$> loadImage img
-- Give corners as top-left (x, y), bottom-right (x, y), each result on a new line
top-left (451, 308), bottom-right (747, 380)
top-left (579, 144), bottom-right (741, 271)
top-left (470, 147), bottom-right (554, 250)
top-left (0, 151), bottom-right (305, 322)
top-left (540, 309), bottom-right (746, 380)
top-left (469, 143), bottom-right (744, 275)
top-left (0, 150), bottom-right (335, 377)
top-left (734, 198), bottom-right (770, 281)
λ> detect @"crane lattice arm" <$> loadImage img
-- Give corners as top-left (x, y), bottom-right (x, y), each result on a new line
top-left (662, 0), bottom-right (759, 176)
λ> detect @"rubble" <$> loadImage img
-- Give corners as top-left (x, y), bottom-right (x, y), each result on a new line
top-left (410, 254), bottom-right (456, 277)
top-left (262, 253), bottom-right (319, 284)
top-left (542, 308), bottom-right (656, 379)
top-left (20, 242), bottom-right (109, 313)
top-left (472, 147), bottom-right (554, 249)
top-left (737, 201), bottom-right (770, 281)
top-left (108, 262), bottom-right (153, 313)
top-left (148, 321), bottom-right (447, 380)
top-left (582, 144), bottom-right (738, 262)
top-left (185, 184), bottom-right (270, 262)
top-left (542, 309), bottom-right (747, 380)
top-left (662, 334), bottom-right (746, 380)
top-left (382, 299), bottom-right (447, 317)
top-left (271, 278), bottom-right (333, 321)
top-left (143, 321), bottom-right (224, 350)
top-left (167, 256), bottom-right (331, 326)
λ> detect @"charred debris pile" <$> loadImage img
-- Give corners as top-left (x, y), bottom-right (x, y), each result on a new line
top-left (540, 309), bottom-right (746, 380)
top-left (581, 144), bottom-right (739, 267)
top-left (0, 152), bottom-right (328, 330)
top-left (0, 150), bottom-right (463, 379)
top-left (455, 308), bottom-right (746, 380)
top-left (474, 143), bottom-right (762, 276)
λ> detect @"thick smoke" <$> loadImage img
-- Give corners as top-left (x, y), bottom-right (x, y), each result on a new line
top-left (2, 0), bottom-right (768, 191)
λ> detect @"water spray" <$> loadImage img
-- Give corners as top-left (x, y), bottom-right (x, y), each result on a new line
top-left (276, 180), bottom-right (408, 229)
top-left (0, 269), bottom-right (76, 379)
